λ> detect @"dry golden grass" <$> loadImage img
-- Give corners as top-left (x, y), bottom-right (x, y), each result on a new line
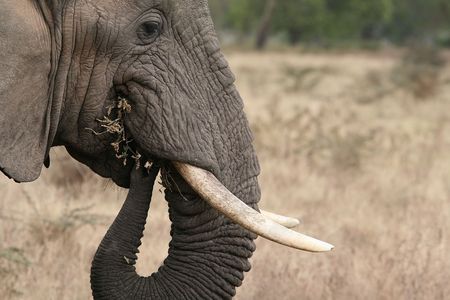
top-left (1, 49), bottom-right (450, 299)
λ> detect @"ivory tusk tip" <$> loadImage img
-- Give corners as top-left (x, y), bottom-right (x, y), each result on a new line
top-left (283, 218), bottom-right (301, 229)
top-left (313, 241), bottom-right (334, 252)
top-left (323, 243), bottom-right (335, 252)
top-left (260, 210), bottom-right (301, 229)
top-left (296, 234), bottom-right (334, 252)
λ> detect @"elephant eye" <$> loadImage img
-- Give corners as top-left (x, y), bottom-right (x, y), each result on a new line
top-left (137, 19), bottom-right (162, 43)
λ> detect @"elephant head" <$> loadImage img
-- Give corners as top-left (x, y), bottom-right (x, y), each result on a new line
top-left (0, 0), bottom-right (332, 298)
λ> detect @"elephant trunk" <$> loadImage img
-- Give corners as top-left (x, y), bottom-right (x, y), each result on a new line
top-left (90, 164), bottom-right (160, 299)
top-left (91, 161), bottom-right (257, 300)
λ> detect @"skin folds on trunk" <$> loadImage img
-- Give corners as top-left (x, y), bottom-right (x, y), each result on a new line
top-left (90, 165), bottom-right (160, 300)
top-left (91, 164), bottom-right (257, 300)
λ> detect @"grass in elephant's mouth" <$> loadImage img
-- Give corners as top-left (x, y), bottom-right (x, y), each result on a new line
top-left (85, 96), bottom-right (190, 197)
top-left (85, 96), bottom-right (145, 169)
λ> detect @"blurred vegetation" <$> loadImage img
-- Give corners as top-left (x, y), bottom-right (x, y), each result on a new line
top-left (209, 0), bottom-right (450, 49)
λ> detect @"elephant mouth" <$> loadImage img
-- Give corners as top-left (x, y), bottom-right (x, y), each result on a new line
top-left (133, 148), bottom-right (334, 253)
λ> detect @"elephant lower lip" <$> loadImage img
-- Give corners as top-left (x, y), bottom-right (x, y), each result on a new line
top-left (133, 150), bottom-right (193, 192)
top-left (160, 164), bottom-right (197, 195)
top-left (132, 146), bottom-right (198, 198)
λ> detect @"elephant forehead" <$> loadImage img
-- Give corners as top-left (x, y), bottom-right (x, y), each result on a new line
top-left (83, 0), bottom-right (208, 17)
top-left (169, 0), bottom-right (208, 11)
top-left (169, 0), bottom-right (210, 24)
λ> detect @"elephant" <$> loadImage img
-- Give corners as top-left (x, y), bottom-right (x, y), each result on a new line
top-left (0, 0), bottom-right (333, 299)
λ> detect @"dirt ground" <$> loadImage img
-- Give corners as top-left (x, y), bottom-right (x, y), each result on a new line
top-left (1, 49), bottom-right (450, 299)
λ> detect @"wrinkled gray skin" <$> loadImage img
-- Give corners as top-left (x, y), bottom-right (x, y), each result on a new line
top-left (0, 0), bottom-right (261, 299)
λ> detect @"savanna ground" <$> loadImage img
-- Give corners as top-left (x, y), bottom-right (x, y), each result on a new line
top-left (1, 48), bottom-right (450, 299)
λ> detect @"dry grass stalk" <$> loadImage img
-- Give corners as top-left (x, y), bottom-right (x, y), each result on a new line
top-left (86, 96), bottom-right (143, 168)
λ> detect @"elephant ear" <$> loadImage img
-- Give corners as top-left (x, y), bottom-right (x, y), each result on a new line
top-left (0, 0), bottom-right (53, 182)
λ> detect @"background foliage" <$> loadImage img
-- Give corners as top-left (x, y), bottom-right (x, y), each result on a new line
top-left (209, 0), bottom-right (450, 48)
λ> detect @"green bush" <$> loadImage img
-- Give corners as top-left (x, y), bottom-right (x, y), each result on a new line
top-left (208, 0), bottom-right (450, 48)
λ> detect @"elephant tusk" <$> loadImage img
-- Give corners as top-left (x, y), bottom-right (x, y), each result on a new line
top-left (260, 210), bottom-right (300, 229)
top-left (173, 162), bottom-right (334, 253)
